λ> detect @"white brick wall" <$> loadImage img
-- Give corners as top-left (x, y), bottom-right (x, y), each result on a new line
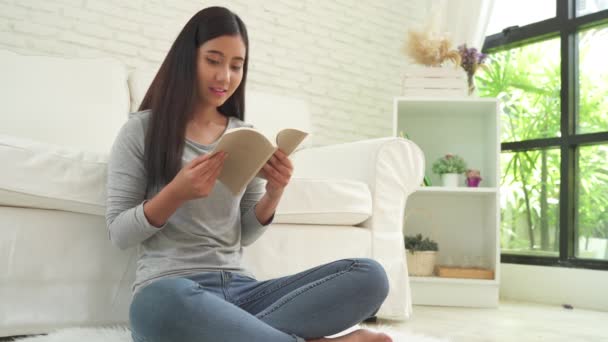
top-left (0, 0), bottom-right (426, 146)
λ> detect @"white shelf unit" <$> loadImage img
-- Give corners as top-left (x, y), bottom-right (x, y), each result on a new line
top-left (416, 186), bottom-right (498, 194)
top-left (393, 97), bottom-right (501, 308)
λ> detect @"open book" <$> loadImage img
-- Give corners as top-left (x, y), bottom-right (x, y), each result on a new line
top-left (210, 128), bottom-right (309, 195)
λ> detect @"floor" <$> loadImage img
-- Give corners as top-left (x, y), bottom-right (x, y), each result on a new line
top-left (373, 300), bottom-right (608, 342)
top-left (2, 301), bottom-right (606, 341)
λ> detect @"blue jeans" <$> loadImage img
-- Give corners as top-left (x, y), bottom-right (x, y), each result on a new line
top-left (129, 258), bottom-right (389, 342)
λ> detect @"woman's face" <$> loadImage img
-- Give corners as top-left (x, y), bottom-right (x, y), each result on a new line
top-left (196, 35), bottom-right (246, 109)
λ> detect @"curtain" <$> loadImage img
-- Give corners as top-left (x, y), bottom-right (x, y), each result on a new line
top-left (427, 0), bottom-right (496, 49)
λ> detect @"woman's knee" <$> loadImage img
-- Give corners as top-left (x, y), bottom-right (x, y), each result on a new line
top-left (130, 277), bottom-right (203, 334)
top-left (355, 258), bottom-right (390, 302)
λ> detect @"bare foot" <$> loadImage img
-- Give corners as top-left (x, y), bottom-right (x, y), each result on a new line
top-left (307, 328), bottom-right (392, 342)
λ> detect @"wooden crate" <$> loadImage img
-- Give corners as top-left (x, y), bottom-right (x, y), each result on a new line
top-left (401, 65), bottom-right (467, 97)
top-left (436, 266), bottom-right (494, 280)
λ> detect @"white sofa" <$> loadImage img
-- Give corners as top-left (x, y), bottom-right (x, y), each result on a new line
top-left (0, 49), bottom-right (425, 337)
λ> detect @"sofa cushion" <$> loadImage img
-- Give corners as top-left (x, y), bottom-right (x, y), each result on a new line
top-left (0, 49), bottom-right (129, 154)
top-left (0, 134), bottom-right (108, 217)
top-left (274, 178), bottom-right (372, 225)
top-left (127, 69), bottom-right (155, 113)
top-left (243, 224), bottom-right (372, 280)
top-left (0, 135), bottom-right (371, 225)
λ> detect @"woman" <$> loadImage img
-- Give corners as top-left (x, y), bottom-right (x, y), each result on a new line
top-left (105, 6), bottom-right (392, 342)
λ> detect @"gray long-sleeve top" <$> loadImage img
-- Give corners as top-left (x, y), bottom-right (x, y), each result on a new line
top-left (105, 110), bottom-right (273, 294)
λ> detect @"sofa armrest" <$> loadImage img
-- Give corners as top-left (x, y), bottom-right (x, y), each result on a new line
top-left (291, 137), bottom-right (425, 320)
top-left (292, 137), bottom-right (425, 204)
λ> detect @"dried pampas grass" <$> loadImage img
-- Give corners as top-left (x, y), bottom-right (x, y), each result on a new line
top-left (403, 30), bottom-right (461, 68)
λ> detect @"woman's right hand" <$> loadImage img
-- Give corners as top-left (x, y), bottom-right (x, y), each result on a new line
top-left (168, 151), bottom-right (228, 202)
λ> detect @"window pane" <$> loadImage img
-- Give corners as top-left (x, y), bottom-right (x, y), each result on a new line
top-left (577, 24), bottom-right (608, 134)
top-left (486, 0), bottom-right (556, 36)
top-left (576, 145), bottom-right (608, 261)
top-left (576, 0), bottom-right (608, 17)
top-left (478, 38), bottom-right (561, 142)
top-left (501, 149), bottom-right (561, 256)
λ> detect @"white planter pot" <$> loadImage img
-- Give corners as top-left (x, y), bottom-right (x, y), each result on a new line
top-left (441, 173), bottom-right (460, 187)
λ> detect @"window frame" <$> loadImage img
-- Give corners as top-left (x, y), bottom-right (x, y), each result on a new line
top-left (483, 0), bottom-right (608, 270)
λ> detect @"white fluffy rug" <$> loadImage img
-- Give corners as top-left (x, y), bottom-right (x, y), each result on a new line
top-left (12, 325), bottom-right (450, 342)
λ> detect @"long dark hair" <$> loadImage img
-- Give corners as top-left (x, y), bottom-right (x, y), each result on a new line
top-left (138, 6), bottom-right (249, 192)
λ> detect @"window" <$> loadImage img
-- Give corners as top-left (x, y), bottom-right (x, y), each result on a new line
top-left (576, 144), bottom-right (608, 260)
top-left (576, 0), bottom-right (608, 16)
top-left (481, 0), bottom-right (608, 269)
top-left (501, 149), bottom-right (561, 256)
top-left (483, 38), bottom-right (561, 142)
top-left (486, 0), bottom-right (557, 36)
top-left (577, 24), bottom-right (608, 134)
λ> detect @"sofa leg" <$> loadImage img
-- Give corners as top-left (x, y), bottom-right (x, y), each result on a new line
top-left (363, 315), bottom-right (377, 323)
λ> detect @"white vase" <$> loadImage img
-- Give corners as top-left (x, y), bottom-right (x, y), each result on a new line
top-left (441, 173), bottom-right (460, 187)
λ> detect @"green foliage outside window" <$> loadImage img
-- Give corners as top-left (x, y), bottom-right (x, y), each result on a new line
top-left (476, 29), bottom-right (608, 259)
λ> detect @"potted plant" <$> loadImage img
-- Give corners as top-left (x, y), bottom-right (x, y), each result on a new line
top-left (465, 168), bottom-right (482, 187)
top-left (404, 233), bottom-right (439, 276)
top-left (432, 153), bottom-right (467, 187)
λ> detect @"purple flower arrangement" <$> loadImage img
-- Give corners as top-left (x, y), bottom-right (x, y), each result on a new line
top-left (458, 44), bottom-right (488, 95)
top-left (458, 44), bottom-right (488, 75)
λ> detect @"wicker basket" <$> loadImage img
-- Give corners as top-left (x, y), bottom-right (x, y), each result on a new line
top-left (406, 250), bottom-right (438, 276)
top-left (404, 207), bottom-right (440, 276)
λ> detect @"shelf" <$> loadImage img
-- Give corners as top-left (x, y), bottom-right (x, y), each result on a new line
top-left (409, 278), bottom-right (499, 307)
top-left (393, 98), bottom-right (500, 188)
top-left (415, 187), bottom-right (498, 195)
top-left (410, 276), bottom-right (498, 286)
top-left (393, 96), bottom-right (498, 104)
top-left (395, 96), bottom-right (501, 308)
top-left (393, 97), bottom-right (498, 121)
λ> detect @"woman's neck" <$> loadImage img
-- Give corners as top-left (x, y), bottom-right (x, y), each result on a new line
top-left (191, 103), bottom-right (225, 126)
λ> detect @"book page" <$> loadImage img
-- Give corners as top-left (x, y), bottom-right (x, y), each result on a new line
top-left (211, 128), bottom-right (276, 195)
top-left (255, 128), bottom-right (309, 179)
top-left (276, 128), bottom-right (309, 156)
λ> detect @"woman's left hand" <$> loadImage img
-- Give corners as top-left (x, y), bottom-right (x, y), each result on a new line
top-left (261, 149), bottom-right (293, 199)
